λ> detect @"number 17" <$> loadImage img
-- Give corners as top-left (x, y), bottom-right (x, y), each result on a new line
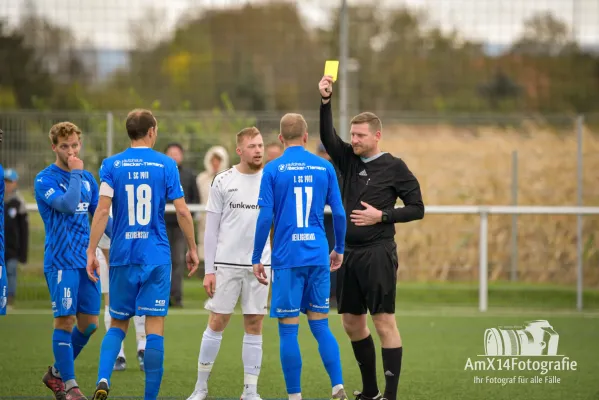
top-left (294, 186), bottom-right (313, 228)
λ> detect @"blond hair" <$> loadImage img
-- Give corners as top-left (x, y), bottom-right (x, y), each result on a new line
top-left (49, 122), bottom-right (82, 145)
top-left (236, 126), bottom-right (261, 146)
top-left (280, 113), bottom-right (307, 141)
top-left (350, 112), bottom-right (382, 133)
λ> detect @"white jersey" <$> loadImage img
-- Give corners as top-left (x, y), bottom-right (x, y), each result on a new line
top-left (207, 166), bottom-right (272, 269)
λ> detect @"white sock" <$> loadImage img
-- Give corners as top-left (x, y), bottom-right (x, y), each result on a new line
top-left (194, 327), bottom-right (223, 392)
top-left (117, 342), bottom-right (126, 359)
top-left (332, 384), bottom-right (344, 396)
top-left (103, 306), bottom-right (110, 332)
top-left (137, 339), bottom-right (146, 352)
top-left (289, 393), bottom-right (301, 400)
top-left (242, 333), bottom-right (262, 395)
top-left (134, 315), bottom-right (146, 345)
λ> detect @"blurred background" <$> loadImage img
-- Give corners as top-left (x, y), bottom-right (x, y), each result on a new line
top-left (1, 0), bottom-right (599, 309)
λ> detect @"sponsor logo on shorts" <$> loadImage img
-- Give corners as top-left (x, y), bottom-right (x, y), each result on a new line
top-left (138, 306), bottom-right (165, 313)
top-left (155, 299), bottom-right (166, 307)
top-left (110, 307), bottom-right (130, 317)
top-left (276, 308), bottom-right (300, 313)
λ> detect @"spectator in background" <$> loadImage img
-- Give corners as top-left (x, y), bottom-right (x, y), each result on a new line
top-left (316, 142), bottom-right (341, 308)
top-left (265, 142), bottom-right (283, 164)
top-left (196, 146), bottom-right (229, 274)
top-left (165, 143), bottom-right (201, 308)
top-left (3, 168), bottom-right (28, 308)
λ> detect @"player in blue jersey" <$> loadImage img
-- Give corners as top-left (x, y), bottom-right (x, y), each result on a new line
top-left (0, 129), bottom-right (6, 317)
top-left (251, 113), bottom-right (348, 400)
top-left (34, 122), bottom-right (113, 400)
top-left (85, 108), bottom-right (199, 400)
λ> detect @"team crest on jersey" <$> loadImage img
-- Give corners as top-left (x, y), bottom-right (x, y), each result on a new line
top-left (62, 297), bottom-right (73, 310)
top-left (83, 180), bottom-right (90, 192)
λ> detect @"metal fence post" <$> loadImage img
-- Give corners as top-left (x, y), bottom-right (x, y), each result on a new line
top-left (511, 150), bottom-right (518, 281)
top-left (576, 115), bottom-right (584, 311)
top-left (479, 210), bottom-right (489, 312)
top-left (107, 112), bottom-right (114, 157)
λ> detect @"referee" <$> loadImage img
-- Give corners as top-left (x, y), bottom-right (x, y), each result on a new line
top-left (318, 75), bottom-right (424, 400)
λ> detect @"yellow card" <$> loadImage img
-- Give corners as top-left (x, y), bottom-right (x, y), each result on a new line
top-left (324, 60), bottom-right (339, 82)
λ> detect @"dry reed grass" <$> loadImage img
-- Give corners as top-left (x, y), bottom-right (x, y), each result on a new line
top-left (311, 121), bottom-right (599, 285)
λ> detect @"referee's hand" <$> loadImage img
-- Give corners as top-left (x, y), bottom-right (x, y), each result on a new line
top-left (329, 250), bottom-right (343, 272)
top-left (253, 263), bottom-right (268, 286)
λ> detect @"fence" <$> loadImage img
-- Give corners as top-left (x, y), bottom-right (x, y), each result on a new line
top-left (19, 202), bottom-right (599, 312)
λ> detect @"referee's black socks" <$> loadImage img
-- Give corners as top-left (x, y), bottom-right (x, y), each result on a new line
top-left (382, 346), bottom-right (403, 400)
top-left (351, 335), bottom-right (379, 398)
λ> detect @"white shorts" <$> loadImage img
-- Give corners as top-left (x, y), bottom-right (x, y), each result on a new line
top-left (204, 267), bottom-right (271, 315)
top-left (97, 248), bottom-right (109, 294)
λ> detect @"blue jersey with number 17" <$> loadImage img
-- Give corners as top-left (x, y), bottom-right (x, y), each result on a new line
top-left (99, 147), bottom-right (184, 267)
top-left (258, 146), bottom-right (344, 269)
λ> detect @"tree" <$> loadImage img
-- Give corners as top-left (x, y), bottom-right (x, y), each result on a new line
top-left (0, 20), bottom-right (52, 108)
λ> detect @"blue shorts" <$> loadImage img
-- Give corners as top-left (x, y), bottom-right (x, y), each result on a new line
top-left (270, 265), bottom-right (330, 318)
top-left (45, 268), bottom-right (101, 318)
top-left (0, 263), bottom-right (7, 316)
top-left (109, 264), bottom-right (171, 320)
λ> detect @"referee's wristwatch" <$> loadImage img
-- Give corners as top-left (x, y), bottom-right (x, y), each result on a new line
top-left (381, 210), bottom-right (389, 223)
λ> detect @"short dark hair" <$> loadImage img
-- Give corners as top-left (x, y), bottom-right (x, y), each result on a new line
top-left (165, 142), bottom-right (184, 153)
top-left (126, 109), bottom-right (156, 140)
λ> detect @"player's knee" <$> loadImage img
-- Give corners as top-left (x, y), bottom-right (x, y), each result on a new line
top-left (373, 315), bottom-right (399, 340)
top-left (54, 315), bottom-right (76, 331)
top-left (80, 323), bottom-right (98, 336)
top-left (243, 315), bottom-right (263, 335)
top-left (208, 312), bottom-right (230, 332)
top-left (342, 315), bottom-right (367, 335)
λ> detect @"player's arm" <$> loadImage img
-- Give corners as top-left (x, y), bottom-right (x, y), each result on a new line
top-left (88, 178), bottom-right (114, 238)
top-left (327, 165), bottom-right (347, 254)
top-left (34, 170), bottom-right (83, 214)
top-left (86, 193), bottom-right (112, 282)
top-left (252, 168), bottom-right (274, 285)
top-left (319, 75), bottom-right (353, 174)
top-left (383, 159), bottom-right (425, 224)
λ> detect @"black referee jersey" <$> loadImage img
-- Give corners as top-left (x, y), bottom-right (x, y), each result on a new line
top-left (319, 101), bottom-right (424, 247)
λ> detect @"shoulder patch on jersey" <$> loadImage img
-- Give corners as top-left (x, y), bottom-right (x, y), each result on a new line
top-left (211, 167), bottom-right (233, 187)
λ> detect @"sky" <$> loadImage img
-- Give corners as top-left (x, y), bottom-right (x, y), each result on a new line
top-left (0, 0), bottom-right (598, 50)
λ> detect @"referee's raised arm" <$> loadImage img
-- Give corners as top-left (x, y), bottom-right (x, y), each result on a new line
top-left (319, 75), bottom-right (353, 174)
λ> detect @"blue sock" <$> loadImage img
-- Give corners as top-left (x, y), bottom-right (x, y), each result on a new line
top-left (309, 319), bottom-right (344, 387)
top-left (97, 327), bottom-right (126, 386)
top-left (53, 329), bottom-right (75, 381)
top-left (279, 323), bottom-right (302, 394)
top-left (144, 334), bottom-right (164, 400)
top-left (71, 326), bottom-right (91, 361)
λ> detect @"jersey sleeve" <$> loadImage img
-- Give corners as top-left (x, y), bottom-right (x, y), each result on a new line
top-left (205, 178), bottom-right (224, 213)
top-left (99, 160), bottom-right (114, 189)
top-left (34, 173), bottom-right (62, 206)
top-left (166, 160), bottom-right (185, 201)
top-left (257, 167), bottom-right (274, 208)
top-left (88, 174), bottom-right (100, 215)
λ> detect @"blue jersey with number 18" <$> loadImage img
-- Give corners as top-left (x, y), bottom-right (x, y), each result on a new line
top-left (99, 147), bottom-right (184, 267)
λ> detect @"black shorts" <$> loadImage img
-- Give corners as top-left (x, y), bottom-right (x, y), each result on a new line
top-left (336, 241), bottom-right (398, 315)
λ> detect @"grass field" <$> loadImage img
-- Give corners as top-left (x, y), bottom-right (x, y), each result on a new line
top-left (1, 281), bottom-right (599, 400)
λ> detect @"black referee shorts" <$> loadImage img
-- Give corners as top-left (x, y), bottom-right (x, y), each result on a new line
top-left (336, 241), bottom-right (398, 315)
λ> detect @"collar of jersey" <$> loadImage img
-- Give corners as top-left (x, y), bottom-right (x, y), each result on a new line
top-left (284, 146), bottom-right (305, 153)
top-left (360, 152), bottom-right (386, 163)
top-left (50, 164), bottom-right (71, 174)
top-left (130, 146), bottom-right (150, 149)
